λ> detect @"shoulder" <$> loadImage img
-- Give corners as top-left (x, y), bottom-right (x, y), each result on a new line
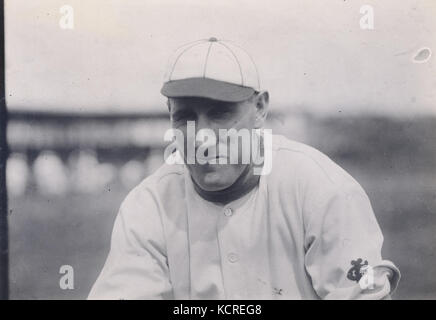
top-left (269, 136), bottom-right (375, 235)
top-left (268, 135), bottom-right (369, 217)
top-left (270, 134), bottom-right (363, 191)
top-left (112, 161), bottom-right (185, 245)
top-left (120, 161), bottom-right (185, 214)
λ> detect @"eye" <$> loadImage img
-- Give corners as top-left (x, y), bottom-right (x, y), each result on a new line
top-left (172, 110), bottom-right (196, 123)
top-left (208, 106), bottom-right (234, 119)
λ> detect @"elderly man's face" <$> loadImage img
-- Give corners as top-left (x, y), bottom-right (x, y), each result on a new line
top-left (168, 95), bottom-right (264, 192)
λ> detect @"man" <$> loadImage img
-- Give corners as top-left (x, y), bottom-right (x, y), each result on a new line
top-left (89, 38), bottom-right (400, 299)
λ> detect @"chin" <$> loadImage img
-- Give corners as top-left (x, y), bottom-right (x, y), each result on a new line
top-left (189, 164), bottom-right (243, 192)
top-left (198, 172), bottom-right (234, 191)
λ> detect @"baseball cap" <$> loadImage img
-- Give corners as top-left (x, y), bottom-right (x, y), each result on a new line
top-left (161, 37), bottom-right (260, 102)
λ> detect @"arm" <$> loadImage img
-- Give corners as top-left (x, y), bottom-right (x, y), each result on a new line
top-left (88, 187), bottom-right (173, 300)
top-left (303, 177), bottom-right (400, 300)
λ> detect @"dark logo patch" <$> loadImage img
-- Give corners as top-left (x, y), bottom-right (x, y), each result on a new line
top-left (347, 258), bottom-right (369, 282)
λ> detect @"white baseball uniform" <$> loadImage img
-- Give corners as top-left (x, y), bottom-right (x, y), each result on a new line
top-left (88, 134), bottom-right (400, 299)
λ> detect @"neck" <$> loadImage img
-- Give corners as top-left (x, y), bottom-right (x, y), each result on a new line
top-left (191, 163), bottom-right (260, 205)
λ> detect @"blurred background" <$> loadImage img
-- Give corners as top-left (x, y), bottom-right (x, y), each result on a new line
top-left (4, 0), bottom-right (436, 299)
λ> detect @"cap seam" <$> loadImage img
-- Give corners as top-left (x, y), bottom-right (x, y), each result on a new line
top-left (217, 41), bottom-right (244, 86)
top-left (221, 40), bottom-right (261, 90)
top-left (168, 40), bottom-right (205, 81)
top-left (202, 42), bottom-right (214, 78)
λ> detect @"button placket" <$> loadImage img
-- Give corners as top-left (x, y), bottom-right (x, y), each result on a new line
top-left (217, 204), bottom-right (245, 298)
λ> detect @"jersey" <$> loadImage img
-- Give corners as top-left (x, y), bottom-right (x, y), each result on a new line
top-left (88, 134), bottom-right (400, 299)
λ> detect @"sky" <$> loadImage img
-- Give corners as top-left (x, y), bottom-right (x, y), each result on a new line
top-left (5, 0), bottom-right (436, 116)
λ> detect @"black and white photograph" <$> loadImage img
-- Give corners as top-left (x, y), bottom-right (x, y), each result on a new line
top-left (1, 0), bottom-right (435, 301)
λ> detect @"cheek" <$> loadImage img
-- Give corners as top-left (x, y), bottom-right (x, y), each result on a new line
top-left (171, 126), bottom-right (188, 154)
top-left (232, 110), bottom-right (257, 130)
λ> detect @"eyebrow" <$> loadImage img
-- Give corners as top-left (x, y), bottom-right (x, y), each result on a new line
top-left (171, 109), bottom-right (194, 119)
top-left (209, 102), bottom-right (235, 112)
top-left (208, 106), bottom-right (234, 116)
top-left (170, 99), bottom-right (237, 119)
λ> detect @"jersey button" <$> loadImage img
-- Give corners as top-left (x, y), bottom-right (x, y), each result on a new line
top-left (224, 208), bottom-right (233, 217)
top-left (228, 253), bottom-right (239, 263)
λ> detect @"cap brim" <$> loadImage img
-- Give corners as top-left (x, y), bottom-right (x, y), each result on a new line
top-left (161, 78), bottom-right (255, 102)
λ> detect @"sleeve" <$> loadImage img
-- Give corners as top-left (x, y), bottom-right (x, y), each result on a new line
top-left (302, 174), bottom-right (400, 300)
top-left (87, 187), bottom-right (173, 300)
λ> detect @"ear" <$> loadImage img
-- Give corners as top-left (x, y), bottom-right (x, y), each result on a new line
top-left (254, 90), bottom-right (269, 128)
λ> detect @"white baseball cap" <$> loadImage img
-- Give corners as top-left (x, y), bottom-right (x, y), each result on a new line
top-left (161, 37), bottom-right (261, 102)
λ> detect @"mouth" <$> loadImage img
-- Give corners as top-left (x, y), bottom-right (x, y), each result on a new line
top-left (196, 155), bottom-right (228, 164)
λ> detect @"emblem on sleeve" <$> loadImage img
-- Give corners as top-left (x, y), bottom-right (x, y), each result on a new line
top-left (347, 258), bottom-right (369, 282)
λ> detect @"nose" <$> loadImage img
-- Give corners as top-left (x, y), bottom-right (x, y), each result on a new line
top-left (194, 114), bottom-right (218, 150)
top-left (195, 114), bottom-right (212, 132)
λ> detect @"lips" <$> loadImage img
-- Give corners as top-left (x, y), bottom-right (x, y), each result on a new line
top-left (196, 155), bottom-right (228, 164)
